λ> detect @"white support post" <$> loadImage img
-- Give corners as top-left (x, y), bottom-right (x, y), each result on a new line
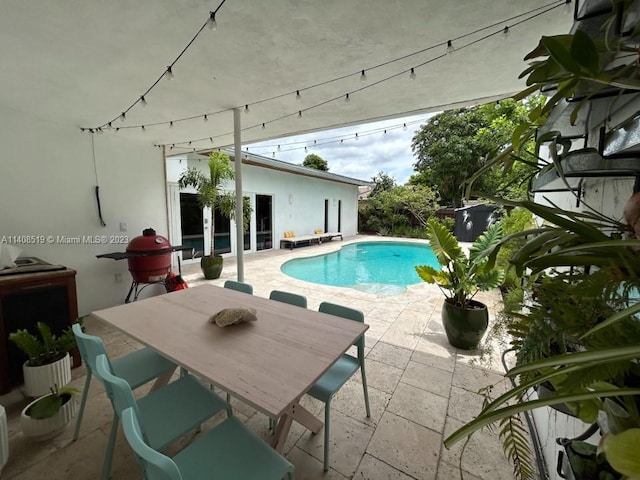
top-left (233, 108), bottom-right (244, 282)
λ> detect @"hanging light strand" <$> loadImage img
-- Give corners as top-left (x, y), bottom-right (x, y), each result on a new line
top-left (91, 0), bottom-right (565, 136)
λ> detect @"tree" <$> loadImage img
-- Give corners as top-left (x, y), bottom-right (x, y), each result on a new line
top-left (370, 171), bottom-right (396, 198)
top-left (410, 98), bottom-right (541, 207)
top-left (302, 154), bottom-right (329, 171)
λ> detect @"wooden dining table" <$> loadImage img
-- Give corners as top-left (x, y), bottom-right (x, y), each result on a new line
top-left (91, 283), bottom-right (368, 452)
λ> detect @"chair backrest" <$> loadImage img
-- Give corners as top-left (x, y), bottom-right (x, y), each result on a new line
top-left (318, 301), bottom-right (365, 357)
top-left (269, 290), bottom-right (307, 308)
top-left (223, 280), bottom-right (253, 294)
top-left (95, 354), bottom-right (144, 428)
top-left (72, 323), bottom-right (115, 381)
top-left (121, 407), bottom-right (182, 480)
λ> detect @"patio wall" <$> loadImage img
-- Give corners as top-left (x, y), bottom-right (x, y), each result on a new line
top-left (0, 109), bottom-right (168, 314)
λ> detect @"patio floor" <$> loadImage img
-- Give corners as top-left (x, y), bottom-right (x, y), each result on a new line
top-left (0, 235), bottom-right (516, 480)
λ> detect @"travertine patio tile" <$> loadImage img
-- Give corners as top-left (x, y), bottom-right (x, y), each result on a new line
top-left (331, 378), bottom-right (390, 427)
top-left (401, 360), bottom-right (453, 399)
top-left (367, 341), bottom-right (413, 370)
top-left (367, 412), bottom-right (441, 480)
top-left (286, 447), bottom-right (348, 479)
top-left (436, 460), bottom-right (482, 480)
top-left (440, 416), bottom-right (514, 480)
top-left (353, 454), bottom-right (416, 479)
top-left (352, 358), bottom-right (403, 394)
top-left (446, 386), bottom-right (485, 424)
top-left (297, 409), bottom-right (375, 477)
top-left (387, 382), bottom-right (448, 433)
top-left (452, 363), bottom-right (505, 395)
top-left (244, 411), bottom-right (306, 455)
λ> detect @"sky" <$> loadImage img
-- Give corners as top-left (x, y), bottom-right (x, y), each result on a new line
top-left (244, 112), bottom-right (437, 185)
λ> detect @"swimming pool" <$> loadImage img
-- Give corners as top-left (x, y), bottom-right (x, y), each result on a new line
top-left (281, 241), bottom-right (440, 294)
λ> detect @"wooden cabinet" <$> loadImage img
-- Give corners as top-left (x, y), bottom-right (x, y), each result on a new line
top-left (0, 268), bottom-right (80, 394)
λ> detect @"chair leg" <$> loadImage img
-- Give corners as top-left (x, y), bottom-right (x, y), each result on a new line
top-left (323, 398), bottom-right (331, 472)
top-left (360, 364), bottom-right (371, 418)
top-left (73, 369), bottom-right (92, 441)
top-left (101, 414), bottom-right (119, 480)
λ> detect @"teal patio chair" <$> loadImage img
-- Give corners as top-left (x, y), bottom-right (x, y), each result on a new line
top-left (224, 280), bottom-right (253, 294)
top-left (307, 302), bottom-right (370, 471)
top-left (269, 290), bottom-right (307, 308)
top-left (121, 406), bottom-right (294, 480)
top-left (95, 354), bottom-right (231, 480)
top-left (72, 323), bottom-right (177, 441)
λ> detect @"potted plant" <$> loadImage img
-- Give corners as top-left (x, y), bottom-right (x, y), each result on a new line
top-left (20, 385), bottom-right (78, 441)
top-left (9, 322), bottom-right (76, 397)
top-left (415, 217), bottom-right (505, 349)
top-left (178, 151), bottom-right (252, 279)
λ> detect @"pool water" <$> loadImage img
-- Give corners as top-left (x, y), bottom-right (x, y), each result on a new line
top-left (281, 241), bottom-right (440, 294)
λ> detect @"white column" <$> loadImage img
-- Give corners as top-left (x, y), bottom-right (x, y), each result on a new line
top-left (233, 108), bottom-right (244, 282)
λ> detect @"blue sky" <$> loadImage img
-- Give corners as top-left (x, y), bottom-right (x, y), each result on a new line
top-left (245, 112), bottom-right (437, 184)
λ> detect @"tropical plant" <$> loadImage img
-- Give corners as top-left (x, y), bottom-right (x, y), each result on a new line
top-left (302, 153), bottom-right (329, 171)
top-left (9, 322), bottom-right (76, 367)
top-left (415, 217), bottom-right (505, 308)
top-left (26, 385), bottom-right (79, 420)
top-left (178, 151), bottom-right (251, 256)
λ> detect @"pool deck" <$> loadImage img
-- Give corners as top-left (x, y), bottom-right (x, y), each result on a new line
top-left (0, 234), bottom-right (516, 480)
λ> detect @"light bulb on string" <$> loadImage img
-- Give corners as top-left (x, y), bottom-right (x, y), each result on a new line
top-left (384, 129), bottom-right (387, 134)
top-left (272, 152), bottom-right (276, 158)
top-left (170, 144), bottom-right (175, 150)
top-left (304, 146), bottom-right (308, 152)
top-left (355, 133), bottom-right (359, 141)
top-left (208, 11), bottom-right (217, 30)
top-left (409, 68), bottom-right (416, 80)
top-left (140, 95), bottom-right (147, 107)
top-left (344, 93), bottom-right (350, 103)
top-left (165, 66), bottom-right (174, 80)
top-left (564, 0), bottom-right (572, 14)
top-left (141, 125), bottom-right (146, 133)
top-left (210, 137), bottom-right (214, 143)
top-left (403, 123), bottom-right (408, 131)
top-left (120, 112), bottom-right (126, 122)
top-left (446, 40), bottom-right (454, 54)
top-left (502, 26), bottom-right (510, 38)
top-left (261, 123), bottom-right (266, 130)
top-left (360, 70), bottom-right (367, 82)
top-left (298, 110), bottom-right (302, 118)
top-left (296, 90), bottom-right (301, 101)
top-left (107, 122), bottom-right (112, 129)
top-left (203, 114), bottom-right (208, 122)
top-left (244, 104), bottom-right (250, 114)
top-left (277, 145), bottom-right (281, 151)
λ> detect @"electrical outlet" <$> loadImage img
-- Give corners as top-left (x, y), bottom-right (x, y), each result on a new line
top-left (119, 222), bottom-right (127, 232)
top-left (115, 273), bottom-right (123, 283)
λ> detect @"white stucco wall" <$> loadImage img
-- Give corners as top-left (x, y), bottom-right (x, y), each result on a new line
top-left (0, 108), bottom-right (168, 314)
top-left (166, 154), bottom-right (360, 253)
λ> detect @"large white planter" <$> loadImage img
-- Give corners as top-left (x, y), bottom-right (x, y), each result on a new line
top-left (0, 405), bottom-right (8, 474)
top-left (23, 353), bottom-right (71, 397)
top-left (20, 393), bottom-right (76, 442)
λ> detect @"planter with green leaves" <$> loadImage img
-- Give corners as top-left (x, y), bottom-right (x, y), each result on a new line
top-left (415, 218), bottom-right (504, 349)
top-left (9, 322), bottom-right (76, 397)
top-left (21, 385), bottom-right (78, 441)
top-left (178, 152), bottom-right (252, 280)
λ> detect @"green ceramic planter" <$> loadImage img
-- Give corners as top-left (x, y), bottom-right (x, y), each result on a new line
top-left (441, 298), bottom-right (489, 350)
top-left (200, 255), bottom-right (223, 280)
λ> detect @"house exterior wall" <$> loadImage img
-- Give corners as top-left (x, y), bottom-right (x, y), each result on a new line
top-left (0, 109), bottom-right (168, 314)
top-left (166, 154), bottom-right (360, 255)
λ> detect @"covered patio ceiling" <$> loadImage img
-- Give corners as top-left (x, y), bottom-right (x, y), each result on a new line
top-left (1, 0), bottom-right (572, 151)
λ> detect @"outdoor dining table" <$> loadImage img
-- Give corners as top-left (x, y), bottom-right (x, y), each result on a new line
top-left (90, 283), bottom-right (368, 452)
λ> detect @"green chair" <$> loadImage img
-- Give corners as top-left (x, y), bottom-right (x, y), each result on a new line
top-left (95, 354), bottom-right (231, 480)
top-left (224, 280), bottom-right (253, 294)
top-left (307, 302), bottom-right (370, 471)
top-left (269, 290), bottom-right (307, 308)
top-left (72, 323), bottom-right (177, 441)
top-left (121, 406), bottom-right (295, 480)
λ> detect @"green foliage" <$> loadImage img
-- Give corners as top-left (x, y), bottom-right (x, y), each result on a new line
top-left (358, 184), bottom-right (440, 235)
top-left (495, 207), bottom-right (534, 291)
top-left (302, 153), bottom-right (329, 171)
top-left (27, 385), bottom-right (79, 420)
top-left (369, 171), bottom-right (396, 198)
top-left (9, 322), bottom-right (76, 367)
top-left (178, 152), bottom-right (252, 256)
top-left (416, 218), bottom-right (504, 308)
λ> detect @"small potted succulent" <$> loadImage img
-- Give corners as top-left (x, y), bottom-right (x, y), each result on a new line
top-left (415, 218), bottom-right (504, 349)
top-left (20, 384), bottom-right (78, 441)
top-left (9, 322), bottom-right (76, 397)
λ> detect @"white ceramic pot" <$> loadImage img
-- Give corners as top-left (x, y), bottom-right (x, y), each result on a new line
top-left (20, 393), bottom-right (76, 442)
top-left (23, 353), bottom-right (72, 397)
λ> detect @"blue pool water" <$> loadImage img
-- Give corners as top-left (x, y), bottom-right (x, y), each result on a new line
top-left (281, 241), bottom-right (440, 294)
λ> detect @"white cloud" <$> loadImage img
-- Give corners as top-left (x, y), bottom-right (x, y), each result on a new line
top-left (245, 112), bottom-right (436, 184)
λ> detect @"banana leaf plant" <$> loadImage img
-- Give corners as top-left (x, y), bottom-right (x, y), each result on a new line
top-left (415, 218), bottom-right (505, 309)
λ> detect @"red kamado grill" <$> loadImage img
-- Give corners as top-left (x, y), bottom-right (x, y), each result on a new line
top-left (96, 228), bottom-right (192, 302)
top-left (127, 228), bottom-right (172, 283)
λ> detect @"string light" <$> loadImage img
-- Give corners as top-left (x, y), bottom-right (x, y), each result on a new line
top-left (244, 104), bottom-right (250, 114)
top-left (203, 114), bottom-right (208, 122)
top-left (344, 93), bottom-right (350, 103)
top-left (446, 40), bottom-right (454, 54)
top-left (503, 26), bottom-right (510, 38)
top-left (564, 0), bottom-right (572, 14)
top-left (165, 66), bottom-right (174, 80)
top-left (298, 110), bottom-right (302, 118)
top-left (140, 95), bottom-right (147, 107)
top-left (403, 123), bottom-right (408, 131)
top-left (208, 11), bottom-right (217, 30)
top-left (120, 112), bottom-right (126, 122)
top-left (304, 146), bottom-right (308, 152)
top-left (355, 133), bottom-right (359, 140)
top-left (210, 137), bottom-right (214, 143)
top-left (261, 122), bottom-right (266, 130)
top-left (90, 1), bottom-right (567, 139)
top-left (169, 121), bottom-right (174, 128)
top-left (141, 125), bottom-right (146, 132)
top-left (409, 68), bottom-right (416, 80)
top-left (296, 90), bottom-right (301, 100)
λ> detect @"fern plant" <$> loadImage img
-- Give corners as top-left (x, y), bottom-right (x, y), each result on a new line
top-left (9, 322), bottom-right (76, 367)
